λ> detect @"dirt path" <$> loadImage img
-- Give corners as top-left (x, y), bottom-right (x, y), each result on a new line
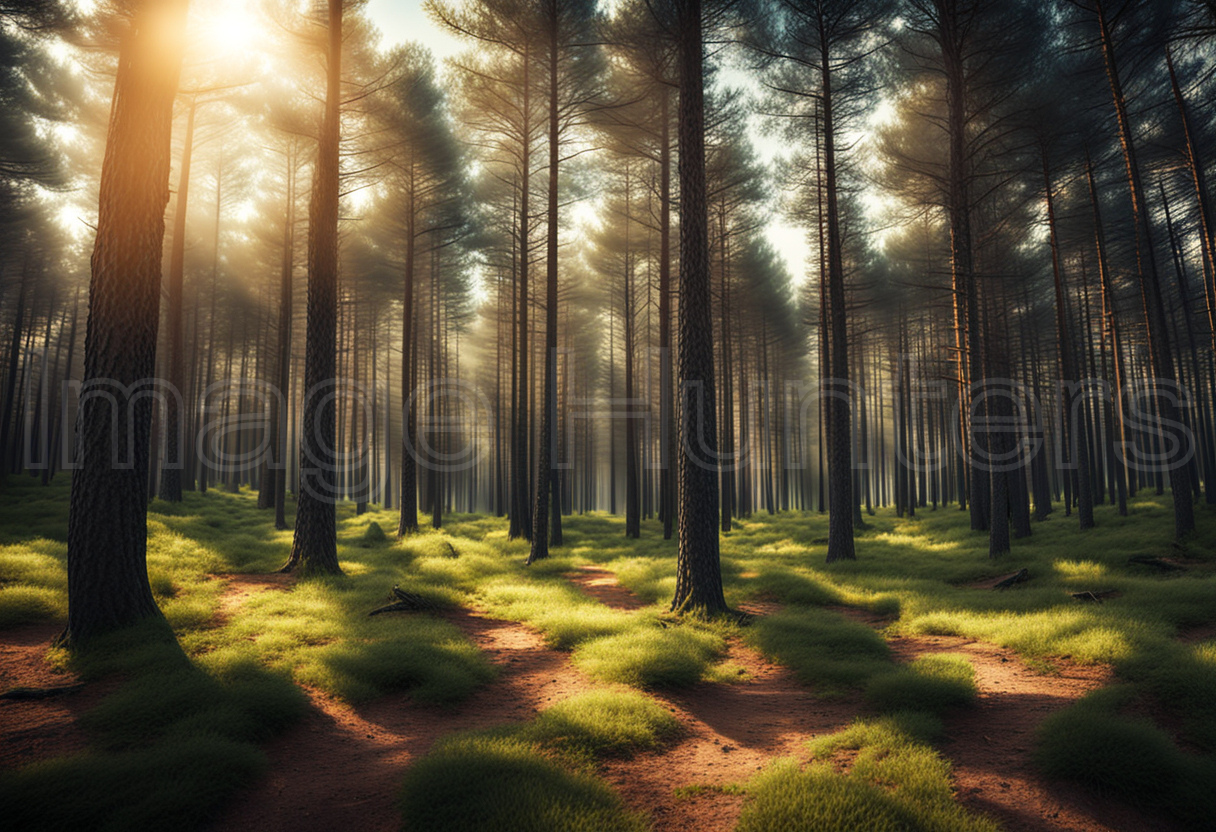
top-left (567, 565), bottom-right (651, 610)
top-left (570, 566), bottom-right (863, 832)
top-left (582, 572), bottom-right (1175, 832)
top-left (212, 606), bottom-right (599, 832)
top-left (0, 622), bottom-right (109, 771)
top-left (210, 572), bottom-right (296, 626)
top-left (862, 621), bottom-right (1177, 831)
top-left (1, 568), bottom-right (1185, 832)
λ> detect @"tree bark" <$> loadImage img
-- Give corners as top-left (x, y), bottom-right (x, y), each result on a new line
top-left (509, 45), bottom-right (533, 542)
top-left (659, 88), bottom-right (675, 540)
top-left (158, 97), bottom-right (195, 502)
top-left (284, 0), bottom-right (343, 576)
top-left (670, 0), bottom-right (727, 616)
top-left (1095, 0), bottom-right (1193, 538)
top-left (398, 169), bottom-right (419, 536)
top-left (62, 0), bottom-right (190, 645)
top-left (530, 2), bottom-right (562, 563)
top-left (819, 36), bottom-right (855, 562)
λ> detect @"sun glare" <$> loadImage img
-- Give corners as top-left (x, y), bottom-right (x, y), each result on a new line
top-left (192, 0), bottom-right (261, 62)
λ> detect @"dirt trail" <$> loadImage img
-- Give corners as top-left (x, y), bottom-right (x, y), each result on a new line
top-left (834, 608), bottom-right (1178, 832)
top-left (1, 568), bottom-right (1187, 832)
top-left (212, 606), bottom-right (592, 832)
top-left (584, 573), bottom-right (1174, 832)
top-left (0, 623), bottom-right (108, 771)
top-left (210, 572), bottom-right (296, 626)
top-left (570, 565), bottom-right (863, 832)
top-left (900, 634), bottom-right (1179, 832)
top-left (567, 565), bottom-right (650, 610)
top-left (216, 570), bottom-right (858, 832)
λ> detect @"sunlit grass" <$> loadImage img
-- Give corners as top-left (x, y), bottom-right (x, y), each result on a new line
top-left (398, 689), bottom-right (670, 831)
top-left (2, 477), bottom-right (1215, 829)
top-left (864, 654), bottom-right (978, 715)
top-left (745, 607), bottom-right (892, 694)
top-left (572, 625), bottom-right (725, 688)
top-left (736, 715), bottom-right (998, 832)
top-left (397, 735), bottom-right (646, 832)
top-left (520, 688), bottom-right (681, 758)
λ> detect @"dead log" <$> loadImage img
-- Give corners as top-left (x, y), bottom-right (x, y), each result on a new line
top-left (0, 683), bottom-right (84, 701)
top-left (1127, 556), bottom-right (1186, 572)
top-left (992, 568), bottom-right (1030, 590)
top-left (368, 585), bottom-right (436, 616)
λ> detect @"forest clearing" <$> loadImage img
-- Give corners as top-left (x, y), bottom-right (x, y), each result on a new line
top-left (3, 0), bottom-right (1216, 829)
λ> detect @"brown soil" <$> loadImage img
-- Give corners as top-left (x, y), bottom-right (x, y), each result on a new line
top-left (886, 633), bottom-right (1178, 831)
top-left (0, 568), bottom-right (1189, 832)
top-left (566, 565), bottom-right (650, 610)
top-left (609, 640), bottom-right (860, 832)
top-left (569, 567), bottom-right (861, 831)
top-left (212, 607), bottom-right (601, 832)
top-left (1178, 620), bottom-right (1216, 643)
top-left (0, 622), bottom-right (110, 771)
top-left (210, 572), bottom-right (297, 626)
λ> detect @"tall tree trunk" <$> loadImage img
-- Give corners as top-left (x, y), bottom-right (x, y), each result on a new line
top-left (1044, 152), bottom-right (1094, 529)
top-left (940, 1), bottom-right (984, 528)
top-left (159, 98), bottom-right (196, 502)
top-left (269, 149), bottom-right (294, 528)
top-left (1096, 0), bottom-right (1193, 537)
top-left (1085, 149), bottom-right (1129, 516)
top-left (1165, 53), bottom-right (1216, 505)
top-left (658, 89), bottom-right (675, 540)
top-left (62, 0), bottom-right (189, 645)
top-left (284, 0), bottom-right (343, 575)
top-left (530, 4), bottom-right (562, 563)
top-left (398, 177), bottom-right (419, 536)
top-left (670, 0), bottom-right (726, 615)
top-left (719, 200), bottom-right (735, 532)
top-left (510, 47), bottom-right (533, 542)
top-left (622, 167), bottom-right (640, 540)
top-left (820, 40), bottom-right (855, 562)
top-left (260, 147), bottom-right (292, 514)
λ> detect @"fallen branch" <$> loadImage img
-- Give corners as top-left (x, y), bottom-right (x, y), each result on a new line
top-left (443, 540), bottom-right (459, 559)
top-left (1127, 555), bottom-right (1186, 572)
top-left (0, 683), bottom-right (84, 701)
top-left (992, 568), bottom-right (1030, 590)
top-left (368, 585), bottom-right (436, 616)
top-left (1071, 589), bottom-right (1120, 603)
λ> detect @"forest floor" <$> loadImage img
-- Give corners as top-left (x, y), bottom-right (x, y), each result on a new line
top-left (1, 482), bottom-right (1215, 831)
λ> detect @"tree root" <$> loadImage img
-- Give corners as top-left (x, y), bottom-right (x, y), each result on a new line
top-left (0, 683), bottom-right (84, 701)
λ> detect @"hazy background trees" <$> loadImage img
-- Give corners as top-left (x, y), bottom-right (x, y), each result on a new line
top-left (4, 0), bottom-right (1216, 638)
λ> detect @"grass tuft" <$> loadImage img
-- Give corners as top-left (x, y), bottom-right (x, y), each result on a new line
top-left (864, 653), bottom-right (978, 715)
top-left (1033, 684), bottom-right (1216, 825)
top-left (397, 736), bottom-right (646, 832)
top-left (745, 608), bottom-right (892, 693)
top-left (572, 625), bottom-right (724, 688)
top-left (521, 689), bottom-right (680, 757)
top-left (358, 521), bottom-right (389, 546)
top-left (737, 716), bottom-right (997, 832)
top-left (0, 621), bottom-right (305, 832)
